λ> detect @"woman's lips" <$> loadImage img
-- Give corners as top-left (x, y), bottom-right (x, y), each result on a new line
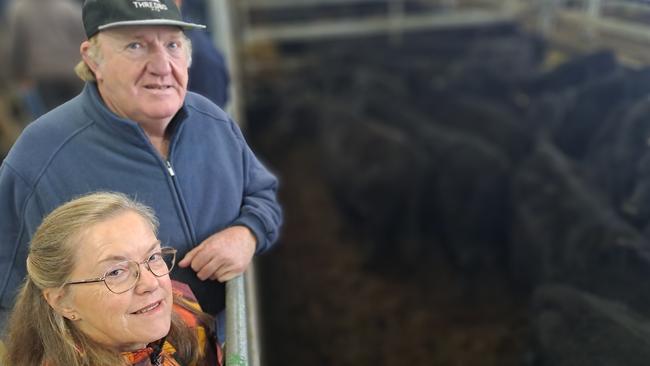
top-left (131, 300), bottom-right (162, 315)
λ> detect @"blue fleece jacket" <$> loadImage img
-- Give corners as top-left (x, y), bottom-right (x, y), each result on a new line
top-left (0, 83), bottom-right (282, 314)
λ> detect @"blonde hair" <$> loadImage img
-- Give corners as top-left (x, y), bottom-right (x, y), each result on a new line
top-left (3, 192), bottom-right (209, 366)
top-left (75, 36), bottom-right (102, 82)
top-left (75, 31), bottom-right (194, 82)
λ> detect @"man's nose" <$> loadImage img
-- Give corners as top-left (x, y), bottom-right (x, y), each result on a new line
top-left (146, 44), bottom-right (172, 75)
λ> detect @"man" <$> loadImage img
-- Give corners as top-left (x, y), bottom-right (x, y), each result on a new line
top-left (0, 0), bottom-right (282, 335)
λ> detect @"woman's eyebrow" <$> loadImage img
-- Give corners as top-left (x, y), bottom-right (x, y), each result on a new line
top-left (97, 240), bottom-right (162, 263)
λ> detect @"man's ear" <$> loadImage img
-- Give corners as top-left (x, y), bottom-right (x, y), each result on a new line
top-left (43, 287), bottom-right (79, 321)
top-left (80, 40), bottom-right (101, 80)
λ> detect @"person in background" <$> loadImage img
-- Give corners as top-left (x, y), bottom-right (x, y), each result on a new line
top-left (175, 0), bottom-right (230, 108)
top-left (0, 0), bottom-right (8, 19)
top-left (176, 0), bottom-right (208, 31)
top-left (7, 0), bottom-right (85, 118)
top-left (0, 0), bottom-right (282, 341)
top-left (3, 192), bottom-right (223, 366)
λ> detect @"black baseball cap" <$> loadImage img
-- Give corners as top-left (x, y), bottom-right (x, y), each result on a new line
top-left (82, 0), bottom-right (206, 38)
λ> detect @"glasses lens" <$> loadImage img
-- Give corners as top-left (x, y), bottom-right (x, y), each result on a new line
top-left (102, 249), bottom-right (176, 294)
top-left (148, 249), bottom-right (176, 277)
top-left (104, 261), bottom-right (139, 294)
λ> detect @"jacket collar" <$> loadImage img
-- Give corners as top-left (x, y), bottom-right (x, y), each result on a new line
top-left (80, 82), bottom-right (189, 150)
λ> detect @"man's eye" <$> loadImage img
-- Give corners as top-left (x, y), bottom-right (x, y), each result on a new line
top-left (168, 42), bottom-right (179, 49)
top-left (127, 42), bottom-right (143, 50)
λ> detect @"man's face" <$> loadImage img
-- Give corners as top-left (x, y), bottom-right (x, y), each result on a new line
top-left (90, 26), bottom-right (189, 126)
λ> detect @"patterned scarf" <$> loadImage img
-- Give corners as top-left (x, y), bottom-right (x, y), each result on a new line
top-left (121, 338), bottom-right (181, 366)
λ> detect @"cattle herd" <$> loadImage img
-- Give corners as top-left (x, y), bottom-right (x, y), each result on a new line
top-left (244, 21), bottom-right (650, 365)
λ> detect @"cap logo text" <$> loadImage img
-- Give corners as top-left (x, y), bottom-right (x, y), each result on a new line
top-left (132, 0), bottom-right (168, 12)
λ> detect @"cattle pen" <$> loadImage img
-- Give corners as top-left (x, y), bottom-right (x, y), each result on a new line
top-left (205, 1), bottom-right (650, 365)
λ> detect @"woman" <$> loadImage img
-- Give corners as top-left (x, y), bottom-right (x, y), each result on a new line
top-left (3, 192), bottom-right (222, 366)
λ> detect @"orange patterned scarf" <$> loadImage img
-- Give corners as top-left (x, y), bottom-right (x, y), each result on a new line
top-left (121, 339), bottom-right (181, 366)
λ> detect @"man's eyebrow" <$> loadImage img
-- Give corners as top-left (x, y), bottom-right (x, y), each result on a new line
top-left (115, 32), bottom-right (183, 40)
top-left (97, 240), bottom-right (162, 263)
top-left (109, 33), bottom-right (147, 42)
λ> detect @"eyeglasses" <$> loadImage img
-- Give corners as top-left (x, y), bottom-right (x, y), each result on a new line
top-left (63, 247), bottom-right (177, 294)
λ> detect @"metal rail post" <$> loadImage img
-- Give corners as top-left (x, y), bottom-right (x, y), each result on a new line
top-left (207, 2), bottom-right (262, 366)
top-left (584, 0), bottom-right (602, 39)
top-left (539, 0), bottom-right (558, 35)
top-left (244, 261), bottom-right (262, 366)
top-left (225, 277), bottom-right (249, 366)
top-left (388, 0), bottom-right (406, 43)
top-left (587, 0), bottom-right (602, 18)
top-left (208, 0), bottom-right (245, 124)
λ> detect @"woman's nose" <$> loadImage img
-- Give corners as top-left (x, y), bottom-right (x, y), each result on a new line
top-left (134, 262), bottom-right (159, 293)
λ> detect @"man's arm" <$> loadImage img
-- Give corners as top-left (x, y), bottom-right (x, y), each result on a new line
top-left (231, 132), bottom-right (282, 254)
top-left (178, 119), bottom-right (282, 282)
top-left (0, 162), bottom-right (38, 312)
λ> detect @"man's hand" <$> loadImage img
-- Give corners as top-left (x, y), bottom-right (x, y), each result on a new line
top-left (178, 226), bottom-right (257, 282)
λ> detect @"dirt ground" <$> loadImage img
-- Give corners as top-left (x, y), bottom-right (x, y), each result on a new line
top-left (255, 142), bottom-right (531, 366)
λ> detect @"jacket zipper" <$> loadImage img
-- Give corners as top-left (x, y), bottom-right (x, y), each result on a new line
top-left (164, 159), bottom-right (196, 245)
top-left (166, 160), bottom-right (175, 177)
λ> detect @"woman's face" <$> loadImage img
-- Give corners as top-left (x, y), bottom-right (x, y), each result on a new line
top-left (65, 210), bottom-right (173, 351)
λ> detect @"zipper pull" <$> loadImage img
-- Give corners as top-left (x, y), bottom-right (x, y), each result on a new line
top-left (166, 161), bottom-right (175, 177)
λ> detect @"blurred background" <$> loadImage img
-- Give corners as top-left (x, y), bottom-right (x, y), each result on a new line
top-left (5, 0), bottom-right (650, 365)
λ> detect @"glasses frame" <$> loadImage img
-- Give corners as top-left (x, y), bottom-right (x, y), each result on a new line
top-left (62, 247), bottom-right (177, 294)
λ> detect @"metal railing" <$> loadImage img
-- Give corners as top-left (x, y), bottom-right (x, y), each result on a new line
top-left (536, 0), bottom-right (650, 64)
top-left (236, 0), bottom-right (522, 43)
top-left (208, 1), bottom-right (262, 365)
top-left (244, 0), bottom-right (389, 9)
top-left (224, 264), bottom-right (262, 366)
top-left (225, 276), bottom-right (250, 366)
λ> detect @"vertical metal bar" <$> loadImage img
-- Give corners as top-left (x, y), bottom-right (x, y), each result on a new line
top-left (245, 262), bottom-right (262, 366)
top-left (583, 0), bottom-right (601, 39)
top-left (388, 0), bottom-right (405, 44)
top-left (225, 276), bottom-right (249, 366)
top-left (587, 0), bottom-right (602, 18)
top-left (208, 0), bottom-right (246, 125)
top-left (207, 3), bottom-right (262, 366)
top-left (539, 0), bottom-right (557, 35)
top-left (240, 0), bottom-right (253, 47)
